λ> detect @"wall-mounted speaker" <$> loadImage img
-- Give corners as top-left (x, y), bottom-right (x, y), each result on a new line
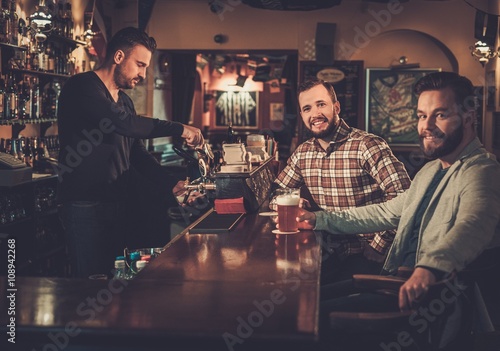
top-left (315, 22), bottom-right (336, 65)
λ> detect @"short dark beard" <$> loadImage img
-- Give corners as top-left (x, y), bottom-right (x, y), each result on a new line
top-left (114, 63), bottom-right (134, 90)
top-left (419, 122), bottom-right (463, 159)
top-left (308, 117), bottom-right (338, 139)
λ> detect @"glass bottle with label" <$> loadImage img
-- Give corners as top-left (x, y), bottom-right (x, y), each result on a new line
top-left (42, 81), bottom-right (58, 118)
top-left (23, 137), bottom-right (32, 166)
top-left (63, 2), bottom-right (73, 39)
top-left (8, 0), bottom-right (17, 45)
top-left (30, 77), bottom-right (40, 119)
top-left (46, 42), bottom-right (55, 73)
top-left (5, 72), bottom-right (18, 120)
top-left (0, 3), bottom-right (8, 44)
top-left (0, 76), bottom-right (5, 120)
top-left (18, 76), bottom-right (30, 119)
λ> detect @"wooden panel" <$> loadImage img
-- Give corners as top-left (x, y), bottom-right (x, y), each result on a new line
top-left (0, 208), bottom-right (321, 350)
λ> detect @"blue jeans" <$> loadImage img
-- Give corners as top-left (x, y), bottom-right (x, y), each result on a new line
top-left (59, 201), bottom-right (128, 278)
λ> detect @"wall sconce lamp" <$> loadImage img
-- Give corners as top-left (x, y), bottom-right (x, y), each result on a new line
top-left (470, 41), bottom-right (498, 66)
top-left (470, 9), bottom-right (499, 66)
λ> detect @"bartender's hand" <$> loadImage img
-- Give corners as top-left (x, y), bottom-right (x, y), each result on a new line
top-left (182, 125), bottom-right (204, 148)
top-left (172, 180), bottom-right (207, 206)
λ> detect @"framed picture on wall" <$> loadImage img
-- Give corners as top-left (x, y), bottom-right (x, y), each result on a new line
top-left (270, 102), bottom-right (284, 121)
top-left (365, 68), bottom-right (441, 146)
top-left (214, 90), bottom-right (258, 129)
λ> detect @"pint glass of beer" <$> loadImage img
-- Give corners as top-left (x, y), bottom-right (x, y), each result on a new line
top-left (275, 188), bottom-right (300, 232)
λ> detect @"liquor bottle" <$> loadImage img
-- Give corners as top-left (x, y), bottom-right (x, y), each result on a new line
top-left (5, 72), bottom-right (18, 120)
top-left (23, 137), bottom-right (32, 166)
top-left (42, 81), bottom-right (57, 118)
top-left (30, 77), bottom-right (40, 119)
top-left (227, 122), bottom-right (235, 143)
top-left (9, 138), bottom-right (17, 158)
top-left (46, 42), bottom-right (55, 73)
top-left (56, 1), bottom-right (64, 36)
top-left (63, 2), bottom-right (73, 39)
top-left (17, 137), bottom-right (24, 160)
top-left (31, 136), bottom-right (38, 167)
top-left (30, 41), bottom-right (39, 71)
top-left (0, 3), bottom-right (8, 44)
top-left (38, 44), bottom-right (47, 72)
top-left (0, 76), bottom-right (5, 120)
top-left (18, 77), bottom-right (30, 119)
top-left (8, 0), bottom-right (17, 45)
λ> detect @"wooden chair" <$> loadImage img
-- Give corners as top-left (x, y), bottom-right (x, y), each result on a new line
top-left (328, 268), bottom-right (461, 351)
top-left (328, 248), bottom-right (500, 351)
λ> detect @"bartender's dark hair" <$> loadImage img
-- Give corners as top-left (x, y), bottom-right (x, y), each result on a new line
top-left (414, 71), bottom-right (476, 114)
top-left (297, 79), bottom-right (338, 107)
top-left (104, 27), bottom-right (157, 63)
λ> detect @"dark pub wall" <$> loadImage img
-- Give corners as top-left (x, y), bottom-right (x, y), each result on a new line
top-left (141, 0), bottom-right (499, 158)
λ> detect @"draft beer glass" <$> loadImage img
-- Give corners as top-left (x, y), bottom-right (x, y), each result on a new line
top-left (276, 188), bottom-right (300, 232)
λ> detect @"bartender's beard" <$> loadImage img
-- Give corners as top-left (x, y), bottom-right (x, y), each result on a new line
top-left (114, 64), bottom-right (142, 90)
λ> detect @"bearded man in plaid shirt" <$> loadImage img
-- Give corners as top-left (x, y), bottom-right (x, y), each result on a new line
top-left (275, 78), bottom-right (411, 284)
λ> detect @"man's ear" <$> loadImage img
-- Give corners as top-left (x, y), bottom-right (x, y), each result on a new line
top-left (114, 50), bottom-right (125, 64)
top-left (334, 100), bottom-right (341, 115)
top-left (464, 110), bottom-right (475, 127)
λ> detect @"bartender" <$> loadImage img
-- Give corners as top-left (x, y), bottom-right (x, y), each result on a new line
top-left (56, 27), bottom-right (204, 278)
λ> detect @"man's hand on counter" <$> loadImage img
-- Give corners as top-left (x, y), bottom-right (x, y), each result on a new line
top-left (296, 208), bottom-right (316, 229)
top-left (273, 208), bottom-right (316, 231)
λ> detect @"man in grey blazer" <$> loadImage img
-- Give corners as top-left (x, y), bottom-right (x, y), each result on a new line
top-left (295, 72), bottom-right (500, 336)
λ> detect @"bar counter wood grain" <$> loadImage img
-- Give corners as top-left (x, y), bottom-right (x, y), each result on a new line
top-left (0, 208), bottom-right (322, 351)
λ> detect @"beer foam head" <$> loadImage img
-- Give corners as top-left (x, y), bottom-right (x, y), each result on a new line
top-left (276, 194), bottom-right (300, 206)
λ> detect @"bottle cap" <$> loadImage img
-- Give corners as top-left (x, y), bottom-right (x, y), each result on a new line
top-left (130, 252), bottom-right (140, 260)
top-left (116, 255), bottom-right (126, 261)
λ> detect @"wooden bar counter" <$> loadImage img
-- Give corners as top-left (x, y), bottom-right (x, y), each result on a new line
top-left (0, 207), bottom-right (322, 351)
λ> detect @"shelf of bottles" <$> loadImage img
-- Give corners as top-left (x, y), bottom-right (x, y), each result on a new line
top-left (0, 0), bottom-right (80, 124)
top-left (0, 134), bottom-right (59, 171)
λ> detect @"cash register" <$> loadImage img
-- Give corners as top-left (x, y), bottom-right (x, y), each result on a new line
top-left (0, 153), bottom-right (33, 186)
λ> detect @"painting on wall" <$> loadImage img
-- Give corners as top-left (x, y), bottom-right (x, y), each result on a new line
top-left (366, 68), bottom-right (441, 146)
top-left (214, 91), bottom-right (258, 128)
top-left (270, 102), bottom-right (284, 121)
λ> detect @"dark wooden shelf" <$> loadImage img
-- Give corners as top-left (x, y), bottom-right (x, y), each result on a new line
top-left (9, 68), bottom-right (71, 79)
top-left (0, 42), bottom-right (27, 51)
top-left (0, 117), bottom-right (57, 126)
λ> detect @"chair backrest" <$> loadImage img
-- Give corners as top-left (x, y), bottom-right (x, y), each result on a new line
top-left (330, 270), bottom-right (459, 350)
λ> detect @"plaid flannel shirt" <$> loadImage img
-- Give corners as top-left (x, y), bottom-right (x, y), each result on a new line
top-left (276, 119), bottom-right (411, 258)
